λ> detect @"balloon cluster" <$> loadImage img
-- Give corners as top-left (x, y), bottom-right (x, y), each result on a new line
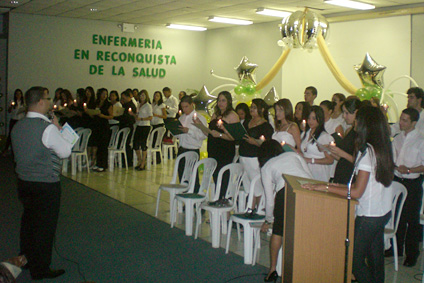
top-left (279, 9), bottom-right (328, 50)
top-left (233, 56), bottom-right (260, 103)
top-left (354, 53), bottom-right (386, 101)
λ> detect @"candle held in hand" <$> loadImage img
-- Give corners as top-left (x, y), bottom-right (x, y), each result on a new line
top-left (83, 103), bottom-right (87, 108)
top-left (11, 101), bottom-right (15, 106)
top-left (217, 119), bottom-right (223, 126)
top-left (178, 110), bottom-right (182, 116)
top-left (193, 112), bottom-right (197, 119)
top-left (64, 103), bottom-right (67, 107)
top-left (281, 140), bottom-right (286, 146)
top-left (129, 107), bottom-right (132, 112)
top-left (330, 141), bottom-right (336, 146)
top-left (382, 104), bottom-right (389, 111)
top-left (259, 135), bottom-right (265, 141)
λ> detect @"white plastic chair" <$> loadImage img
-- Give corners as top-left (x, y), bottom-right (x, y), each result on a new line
top-left (70, 128), bottom-right (92, 175)
top-left (108, 127), bottom-right (131, 172)
top-left (173, 158), bottom-right (217, 236)
top-left (108, 125), bottom-right (119, 148)
top-left (384, 181), bottom-right (408, 271)
top-left (146, 127), bottom-right (166, 170)
top-left (195, 163), bottom-right (244, 248)
top-left (155, 151), bottom-right (199, 223)
top-left (162, 136), bottom-right (179, 164)
top-left (225, 174), bottom-right (266, 264)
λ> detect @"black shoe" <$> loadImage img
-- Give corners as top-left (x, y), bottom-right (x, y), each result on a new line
top-left (264, 271), bottom-right (278, 282)
top-left (404, 256), bottom-right (418, 267)
top-left (31, 269), bottom-right (65, 280)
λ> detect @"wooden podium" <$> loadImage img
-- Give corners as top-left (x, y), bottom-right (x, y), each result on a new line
top-left (281, 174), bottom-right (357, 283)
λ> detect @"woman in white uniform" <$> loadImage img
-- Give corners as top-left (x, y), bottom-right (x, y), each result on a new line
top-left (300, 106), bottom-right (334, 182)
top-left (303, 106), bottom-right (394, 283)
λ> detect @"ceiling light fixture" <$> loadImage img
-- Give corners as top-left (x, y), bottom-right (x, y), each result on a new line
top-left (89, 8), bottom-right (98, 12)
top-left (10, 1), bottom-right (19, 4)
top-left (166, 24), bottom-right (207, 31)
top-left (324, 0), bottom-right (375, 10)
top-left (208, 16), bottom-right (253, 25)
top-left (256, 8), bottom-right (291, 18)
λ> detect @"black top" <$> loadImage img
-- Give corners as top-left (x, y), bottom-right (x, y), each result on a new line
top-left (239, 121), bottom-right (274, 157)
top-left (115, 101), bottom-right (136, 128)
top-left (333, 128), bottom-right (356, 185)
top-left (99, 100), bottom-right (111, 116)
top-left (207, 119), bottom-right (235, 165)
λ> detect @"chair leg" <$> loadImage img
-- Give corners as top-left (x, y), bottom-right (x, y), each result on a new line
top-left (155, 189), bottom-right (161, 217)
top-left (71, 154), bottom-right (76, 175)
top-left (225, 219), bottom-right (233, 254)
top-left (393, 236), bottom-right (399, 271)
top-left (243, 223), bottom-right (253, 264)
top-left (222, 213), bottom-right (228, 235)
top-left (85, 154), bottom-right (90, 173)
top-left (124, 153), bottom-right (128, 170)
top-left (195, 206), bottom-right (202, 239)
top-left (108, 152), bottom-right (114, 172)
top-left (147, 150), bottom-right (152, 170)
top-left (185, 199), bottom-right (194, 236)
top-left (169, 191), bottom-right (176, 227)
top-left (211, 211), bottom-right (221, 248)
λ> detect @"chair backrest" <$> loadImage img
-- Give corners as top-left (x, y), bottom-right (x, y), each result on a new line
top-left (244, 174), bottom-right (265, 213)
top-left (108, 125), bottom-right (119, 148)
top-left (111, 127), bottom-right (131, 151)
top-left (185, 158), bottom-right (217, 195)
top-left (386, 181), bottom-right (408, 232)
top-left (147, 127), bottom-right (166, 150)
top-left (73, 128), bottom-right (92, 153)
top-left (169, 151), bottom-right (199, 184)
top-left (213, 163), bottom-right (244, 203)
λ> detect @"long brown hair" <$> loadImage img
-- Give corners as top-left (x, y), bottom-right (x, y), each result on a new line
top-left (274, 99), bottom-right (294, 129)
top-left (355, 106), bottom-right (394, 187)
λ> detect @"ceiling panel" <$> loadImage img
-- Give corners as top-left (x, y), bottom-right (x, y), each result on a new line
top-left (1, 0), bottom-right (423, 29)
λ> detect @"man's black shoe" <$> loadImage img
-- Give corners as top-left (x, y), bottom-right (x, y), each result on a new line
top-left (31, 269), bottom-right (65, 280)
top-left (403, 256), bottom-right (418, 267)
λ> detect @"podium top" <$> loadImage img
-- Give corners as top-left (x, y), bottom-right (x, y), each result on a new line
top-left (283, 174), bottom-right (358, 204)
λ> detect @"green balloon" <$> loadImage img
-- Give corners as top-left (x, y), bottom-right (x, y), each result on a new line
top-left (355, 88), bottom-right (369, 101)
top-left (244, 84), bottom-right (256, 95)
top-left (234, 85), bottom-right (244, 95)
top-left (370, 86), bottom-right (382, 100)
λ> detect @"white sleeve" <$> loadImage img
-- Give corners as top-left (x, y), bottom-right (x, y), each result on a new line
top-left (42, 124), bottom-right (73, 159)
top-left (187, 115), bottom-right (207, 140)
top-left (166, 97), bottom-right (179, 117)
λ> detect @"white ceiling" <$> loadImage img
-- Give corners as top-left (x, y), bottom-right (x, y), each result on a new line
top-left (1, 0), bottom-right (424, 29)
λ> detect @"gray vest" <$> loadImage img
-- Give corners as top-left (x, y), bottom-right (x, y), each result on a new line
top-left (11, 117), bottom-right (61, 183)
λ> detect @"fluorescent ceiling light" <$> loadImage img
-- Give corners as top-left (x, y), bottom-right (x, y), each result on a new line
top-left (208, 16), bottom-right (253, 25)
top-left (256, 8), bottom-right (291, 18)
top-left (166, 24), bottom-right (207, 31)
top-left (325, 0), bottom-right (375, 10)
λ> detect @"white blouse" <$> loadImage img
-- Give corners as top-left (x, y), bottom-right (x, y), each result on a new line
top-left (324, 118), bottom-right (342, 135)
top-left (392, 129), bottom-right (424, 179)
top-left (355, 144), bottom-right (392, 217)
top-left (136, 103), bottom-right (153, 127)
top-left (272, 131), bottom-right (296, 148)
top-left (301, 129), bottom-right (334, 182)
top-left (152, 103), bottom-right (165, 125)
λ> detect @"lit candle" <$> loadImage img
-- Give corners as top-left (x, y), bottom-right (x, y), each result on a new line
top-left (129, 107), bottom-right (132, 113)
top-left (53, 105), bottom-right (57, 110)
top-left (217, 119), bottom-right (223, 126)
top-left (281, 140), bottom-right (286, 146)
top-left (193, 112), bottom-right (197, 119)
top-left (382, 104), bottom-right (389, 111)
top-left (11, 101), bottom-right (15, 106)
top-left (64, 103), bottom-right (67, 107)
top-left (178, 110), bottom-right (182, 116)
top-left (330, 141), bottom-right (336, 146)
top-left (259, 135), bottom-right (265, 141)
top-left (302, 119), bottom-right (306, 128)
top-left (337, 132), bottom-right (342, 138)
top-left (74, 99), bottom-right (77, 104)
top-left (83, 103), bottom-right (87, 108)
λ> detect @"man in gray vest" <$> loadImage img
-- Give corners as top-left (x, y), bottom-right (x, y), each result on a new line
top-left (11, 86), bottom-right (72, 280)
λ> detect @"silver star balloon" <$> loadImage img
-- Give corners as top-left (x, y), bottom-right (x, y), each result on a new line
top-left (235, 56), bottom-right (258, 84)
top-left (192, 85), bottom-right (216, 115)
top-left (263, 86), bottom-right (280, 106)
top-left (354, 53), bottom-right (386, 88)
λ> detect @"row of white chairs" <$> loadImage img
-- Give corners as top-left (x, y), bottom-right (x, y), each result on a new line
top-left (63, 125), bottom-right (180, 174)
top-left (155, 151), bottom-right (266, 265)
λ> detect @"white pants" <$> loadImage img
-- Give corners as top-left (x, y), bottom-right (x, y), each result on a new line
top-left (239, 156), bottom-right (263, 197)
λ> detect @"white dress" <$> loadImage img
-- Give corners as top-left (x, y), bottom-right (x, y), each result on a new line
top-left (301, 129), bottom-right (334, 182)
top-left (324, 118), bottom-right (342, 135)
top-left (272, 124), bottom-right (296, 147)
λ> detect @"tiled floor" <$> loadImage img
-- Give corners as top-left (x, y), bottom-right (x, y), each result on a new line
top-left (63, 159), bottom-right (423, 282)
